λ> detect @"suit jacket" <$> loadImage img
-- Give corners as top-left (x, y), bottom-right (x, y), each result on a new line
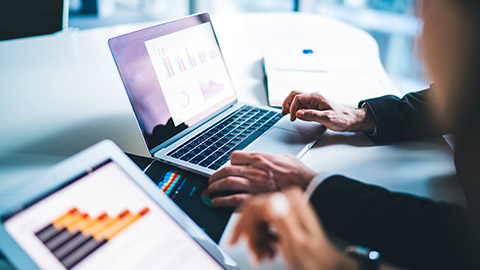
top-left (360, 89), bottom-right (440, 143)
top-left (309, 90), bottom-right (480, 269)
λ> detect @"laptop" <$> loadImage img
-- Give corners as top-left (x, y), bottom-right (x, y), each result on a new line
top-left (108, 12), bottom-right (326, 176)
top-left (0, 140), bottom-right (239, 270)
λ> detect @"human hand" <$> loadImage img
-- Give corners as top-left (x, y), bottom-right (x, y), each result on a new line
top-left (281, 90), bottom-right (376, 133)
top-left (230, 188), bottom-right (357, 270)
top-left (208, 151), bottom-right (317, 207)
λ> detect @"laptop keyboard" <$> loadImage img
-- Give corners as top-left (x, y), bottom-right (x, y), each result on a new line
top-left (167, 105), bottom-right (283, 170)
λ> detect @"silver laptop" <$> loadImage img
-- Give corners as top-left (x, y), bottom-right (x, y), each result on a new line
top-left (0, 140), bottom-right (239, 270)
top-left (108, 12), bottom-right (325, 176)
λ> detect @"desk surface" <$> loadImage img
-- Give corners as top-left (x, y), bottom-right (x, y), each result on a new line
top-left (0, 12), bottom-right (465, 270)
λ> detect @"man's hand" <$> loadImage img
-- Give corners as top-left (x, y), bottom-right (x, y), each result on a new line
top-left (208, 151), bottom-right (317, 208)
top-left (230, 188), bottom-right (358, 270)
top-left (282, 91), bottom-right (376, 133)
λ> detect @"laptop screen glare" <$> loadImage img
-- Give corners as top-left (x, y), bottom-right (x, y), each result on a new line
top-left (109, 15), bottom-right (236, 151)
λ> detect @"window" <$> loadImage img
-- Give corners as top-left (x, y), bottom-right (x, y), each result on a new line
top-left (312, 0), bottom-right (428, 92)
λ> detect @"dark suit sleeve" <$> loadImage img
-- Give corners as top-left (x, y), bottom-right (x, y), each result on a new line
top-left (309, 175), bottom-right (479, 270)
top-left (360, 89), bottom-right (442, 143)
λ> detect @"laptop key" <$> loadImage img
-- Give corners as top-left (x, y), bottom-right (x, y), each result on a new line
top-left (194, 147), bottom-right (206, 155)
top-left (171, 151), bottom-right (186, 158)
top-left (233, 130), bottom-right (265, 152)
top-left (171, 107), bottom-right (281, 167)
top-left (205, 156), bottom-right (218, 163)
top-left (200, 160), bottom-right (212, 167)
top-left (265, 111), bottom-right (276, 118)
top-left (208, 163), bottom-right (221, 170)
top-left (258, 125), bottom-right (270, 132)
top-left (191, 155), bottom-right (205, 164)
top-left (180, 153), bottom-right (195, 161)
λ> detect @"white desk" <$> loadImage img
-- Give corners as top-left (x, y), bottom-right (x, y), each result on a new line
top-left (0, 12), bottom-right (466, 270)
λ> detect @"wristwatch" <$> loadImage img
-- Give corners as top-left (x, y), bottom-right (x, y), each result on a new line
top-left (344, 245), bottom-right (381, 270)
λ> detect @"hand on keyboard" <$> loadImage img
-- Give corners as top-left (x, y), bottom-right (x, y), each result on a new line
top-left (207, 151), bottom-right (318, 208)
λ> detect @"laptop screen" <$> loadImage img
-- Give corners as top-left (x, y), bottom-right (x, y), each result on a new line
top-left (109, 14), bottom-right (237, 152)
top-left (2, 160), bottom-right (223, 269)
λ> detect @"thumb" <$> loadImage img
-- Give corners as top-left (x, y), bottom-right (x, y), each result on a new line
top-left (296, 109), bottom-right (329, 123)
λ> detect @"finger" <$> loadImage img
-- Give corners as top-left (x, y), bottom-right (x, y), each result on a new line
top-left (208, 176), bottom-right (251, 193)
top-left (248, 222), bottom-right (278, 263)
top-left (281, 90), bottom-right (302, 115)
top-left (230, 151), bottom-right (276, 169)
top-left (230, 209), bottom-right (247, 245)
top-left (229, 151), bottom-right (258, 165)
top-left (289, 94), bottom-right (314, 121)
top-left (209, 163), bottom-right (268, 185)
top-left (231, 198), bottom-right (279, 261)
top-left (280, 188), bottom-right (323, 235)
top-left (209, 167), bottom-right (225, 184)
top-left (271, 189), bottom-right (328, 270)
top-left (242, 155), bottom-right (285, 184)
top-left (296, 109), bottom-right (330, 124)
top-left (209, 165), bottom-right (245, 184)
top-left (230, 198), bottom-right (264, 245)
top-left (266, 192), bottom-right (301, 235)
top-left (291, 190), bottom-right (324, 235)
top-left (263, 192), bottom-right (305, 267)
top-left (211, 193), bottom-right (251, 208)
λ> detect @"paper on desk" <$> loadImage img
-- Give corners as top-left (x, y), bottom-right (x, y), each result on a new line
top-left (266, 70), bottom-right (386, 107)
top-left (264, 53), bottom-right (387, 107)
top-left (264, 53), bottom-right (366, 74)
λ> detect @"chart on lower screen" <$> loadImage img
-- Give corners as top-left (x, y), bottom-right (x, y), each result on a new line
top-left (200, 189), bottom-right (213, 207)
top-left (34, 207), bottom-right (149, 269)
top-left (198, 80), bottom-right (225, 100)
top-left (157, 170), bottom-right (186, 199)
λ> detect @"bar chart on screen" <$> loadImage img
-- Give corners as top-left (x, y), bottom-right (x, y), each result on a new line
top-left (34, 207), bottom-right (150, 269)
top-left (156, 169), bottom-right (187, 199)
top-left (144, 22), bottom-right (235, 126)
top-left (157, 46), bottom-right (217, 79)
top-left (4, 161), bottom-right (224, 270)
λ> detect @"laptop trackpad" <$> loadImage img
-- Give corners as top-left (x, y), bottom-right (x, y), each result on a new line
top-left (274, 117), bottom-right (325, 136)
top-left (243, 127), bottom-right (317, 156)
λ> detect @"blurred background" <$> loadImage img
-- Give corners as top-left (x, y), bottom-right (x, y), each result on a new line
top-left (0, 0), bottom-right (427, 93)
top-left (67, 0), bottom-right (427, 93)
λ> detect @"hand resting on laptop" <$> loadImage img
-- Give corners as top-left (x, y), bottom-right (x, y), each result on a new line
top-left (208, 151), bottom-right (317, 207)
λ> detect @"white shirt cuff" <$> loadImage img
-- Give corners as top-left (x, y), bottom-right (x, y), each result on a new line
top-left (305, 172), bottom-right (331, 198)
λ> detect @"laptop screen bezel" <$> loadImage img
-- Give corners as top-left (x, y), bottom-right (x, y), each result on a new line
top-left (108, 12), bottom-right (238, 155)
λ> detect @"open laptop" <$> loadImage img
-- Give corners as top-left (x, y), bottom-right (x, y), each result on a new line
top-left (0, 140), bottom-right (239, 270)
top-left (108, 12), bottom-right (325, 176)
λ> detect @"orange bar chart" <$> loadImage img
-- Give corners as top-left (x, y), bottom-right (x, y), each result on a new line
top-left (35, 207), bottom-right (149, 269)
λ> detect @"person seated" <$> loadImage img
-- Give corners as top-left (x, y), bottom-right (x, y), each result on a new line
top-left (208, 0), bottom-right (480, 269)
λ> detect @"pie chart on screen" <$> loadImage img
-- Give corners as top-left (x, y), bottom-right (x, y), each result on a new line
top-left (178, 91), bottom-right (190, 107)
top-left (201, 189), bottom-right (213, 207)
